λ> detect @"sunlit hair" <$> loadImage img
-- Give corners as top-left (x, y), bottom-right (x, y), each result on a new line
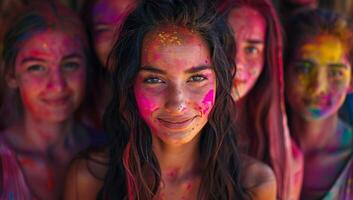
top-left (102, 0), bottom-right (248, 199)
top-left (220, 0), bottom-right (291, 199)
top-left (285, 9), bottom-right (353, 65)
top-left (1, 0), bottom-right (93, 123)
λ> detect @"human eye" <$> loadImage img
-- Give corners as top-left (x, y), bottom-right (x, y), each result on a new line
top-left (26, 64), bottom-right (46, 73)
top-left (187, 74), bottom-right (208, 83)
top-left (294, 61), bottom-right (313, 75)
top-left (244, 45), bottom-right (260, 56)
top-left (328, 68), bottom-right (344, 79)
top-left (62, 62), bottom-right (80, 71)
top-left (143, 76), bottom-right (165, 84)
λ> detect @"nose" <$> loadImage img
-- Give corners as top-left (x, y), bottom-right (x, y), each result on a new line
top-left (165, 84), bottom-right (187, 114)
top-left (47, 68), bottom-right (67, 92)
top-left (308, 69), bottom-right (327, 96)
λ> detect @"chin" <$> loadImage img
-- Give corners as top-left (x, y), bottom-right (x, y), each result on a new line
top-left (155, 129), bottom-right (201, 146)
top-left (301, 109), bottom-right (333, 121)
top-left (46, 115), bottom-right (72, 123)
top-left (40, 109), bottom-right (74, 123)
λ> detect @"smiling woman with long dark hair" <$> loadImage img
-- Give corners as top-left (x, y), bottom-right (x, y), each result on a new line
top-left (64, 0), bottom-right (276, 199)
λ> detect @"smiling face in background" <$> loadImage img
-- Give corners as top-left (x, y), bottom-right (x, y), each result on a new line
top-left (9, 29), bottom-right (86, 123)
top-left (91, 0), bottom-right (136, 66)
top-left (228, 6), bottom-right (266, 100)
top-left (286, 34), bottom-right (352, 121)
top-left (134, 25), bottom-right (216, 146)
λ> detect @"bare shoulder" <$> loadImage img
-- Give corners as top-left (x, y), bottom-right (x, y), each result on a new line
top-left (63, 148), bottom-right (109, 200)
top-left (241, 155), bottom-right (277, 200)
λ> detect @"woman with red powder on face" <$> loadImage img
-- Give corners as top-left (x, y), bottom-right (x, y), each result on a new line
top-left (64, 0), bottom-right (276, 199)
top-left (285, 9), bottom-right (353, 200)
top-left (0, 1), bottom-right (101, 199)
top-left (220, 0), bottom-right (304, 199)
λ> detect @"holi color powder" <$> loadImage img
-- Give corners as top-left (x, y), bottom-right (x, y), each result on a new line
top-left (309, 108), bottom-right (322, 119)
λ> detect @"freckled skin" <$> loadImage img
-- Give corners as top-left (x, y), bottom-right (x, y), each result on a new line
top-left (286, 34), bottom-right (352, 121)
top-left (134, 25), bottom-right (216, 146)
top-left (228, 6), bottom-right (266, 100)
top-left (91, 0), bottom-right (137, 66)
top-left (11, 29), bottom-right (86, 123)
top-left (134, 26), bottom-right (214, 200)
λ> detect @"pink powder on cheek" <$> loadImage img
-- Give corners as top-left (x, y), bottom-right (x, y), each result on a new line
top-left (200, 89), bottom-right (214, 114)
top-left (134, 87), bottom-right (160, 118)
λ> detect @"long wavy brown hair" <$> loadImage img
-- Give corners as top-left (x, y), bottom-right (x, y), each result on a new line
top-left (220, 0), bottom-right (292, 199)
top-left (100, 0), bottom-right (249, 199)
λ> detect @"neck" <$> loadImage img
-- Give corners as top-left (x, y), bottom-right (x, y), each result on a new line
top-left (19, 112), bottom-right (75, 152)
top-left (153, 135), bottom-right (201, 183)
top-left (290, 113), bottom-right (338, 153)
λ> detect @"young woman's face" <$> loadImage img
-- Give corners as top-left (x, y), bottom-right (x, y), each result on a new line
top-left (286, 34), bottom-right (352, 121)
top-left (134, 25), bottom-right (216, 146)
top-left (91, 0), bottom-right (136, 66)
top-left (10, 29), bottom-right (86, 122)
top-left (228, 6), bottom-right (266, 100)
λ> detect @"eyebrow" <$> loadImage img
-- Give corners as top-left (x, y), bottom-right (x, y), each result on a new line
top-left (294, 59), bottom-right (315, 64)
top-left (21, 57), bottom-right (46, 64)
top-left (62, 53), bottom-right (83, 60)
top-left (294, 59), bottom-right (348, 69)
top-left (140, 66), bottom-right (166, 74)
top-left (246, 39), bottom-right (264, 45)
top-left (328, 63), bottom-right (348, 68)
top-left (185, 65), bottom-right (212, 73)
top-left (140, 65), bottom-right (212, 74)
top-left (21, 53), bottom-right (82, 64)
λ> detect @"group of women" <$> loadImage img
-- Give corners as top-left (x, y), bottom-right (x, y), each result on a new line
top-left (0, 0), bottom-right (352, 199)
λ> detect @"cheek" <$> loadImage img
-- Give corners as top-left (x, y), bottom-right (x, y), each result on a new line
top-left (296, 75), bottom-right (311, 92)
top-left (67, 69), bottom-right (86, 100)
top-left (94, 34), bottom-right (114, 59)
top-left (19, 84), bottom-right (41, 113)
top-left (94, 32), bottom-right (114, 45)
top-left (331, 71), bottom-right (351, 91)
top-left (134, 86), bottom-right (161, 120)
top-left (17, 75), bottom-right (45, 103)
top-left (236, 57), bottom-right (264, 76)
top-left (329, 80), bottom-right (350, 103)
top-left (250, 63), bottom-right (264, 80)
top-left (195, 89), bottom-right (215, 116)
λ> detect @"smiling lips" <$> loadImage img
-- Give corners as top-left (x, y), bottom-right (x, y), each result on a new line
top-left (303, 96), bottom-right (331, 108)
top-left (42, 95), bottom-right (71, 107)
top-left (158, 116), bottom-right (197, 130)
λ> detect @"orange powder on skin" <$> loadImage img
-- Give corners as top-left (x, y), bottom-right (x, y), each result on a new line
top-left (287, 34), bottom-right (352, 120)
top-left (297, 34), bottom-right (351, 87)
